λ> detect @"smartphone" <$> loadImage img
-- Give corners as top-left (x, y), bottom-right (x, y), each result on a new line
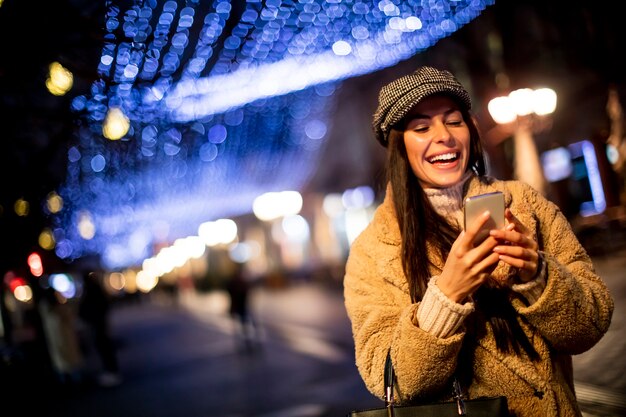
top-left (463, 191), bottom-right (505, 245)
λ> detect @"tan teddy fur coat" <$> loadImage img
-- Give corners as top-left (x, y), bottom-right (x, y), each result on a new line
top-left (344, 175), bottom-right (614, 417)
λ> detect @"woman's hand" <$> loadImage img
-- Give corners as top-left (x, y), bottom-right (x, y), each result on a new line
top-left (436, 210), bottom-right (501, 303)
top-left (489, 208), bottom-right (540, 284)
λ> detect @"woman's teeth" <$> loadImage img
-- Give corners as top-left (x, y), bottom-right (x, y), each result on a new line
top-left (428, 152), bottom-right (458, 163)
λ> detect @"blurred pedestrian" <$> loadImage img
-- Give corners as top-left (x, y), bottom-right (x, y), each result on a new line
top-left (79, 270), bottom-right (122, 387)
top-left (343, 66), bottom-right (614, 416)
top-left (226, 263), bottom-right (258, 352)
top-left (38, 285), bottom-right (84, 386)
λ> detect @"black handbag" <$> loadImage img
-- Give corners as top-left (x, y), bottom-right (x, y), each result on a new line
top-left (347, 351), bottom-right (509, 417)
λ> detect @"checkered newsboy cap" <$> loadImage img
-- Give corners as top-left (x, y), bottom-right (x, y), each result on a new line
top-left (372, 66), bottom-right (472, 146)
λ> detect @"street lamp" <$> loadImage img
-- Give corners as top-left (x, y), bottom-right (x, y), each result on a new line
top-left (488, 87), bottom-right (557, 195)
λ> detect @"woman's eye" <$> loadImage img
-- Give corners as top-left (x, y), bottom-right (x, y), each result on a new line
top-left (446, 120), bottom-right (463, 126)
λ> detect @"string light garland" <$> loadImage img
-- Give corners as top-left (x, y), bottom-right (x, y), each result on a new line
top-left (53, 0), bottom-right (494, 269)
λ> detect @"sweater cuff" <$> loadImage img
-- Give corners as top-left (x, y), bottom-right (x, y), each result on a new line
top-left (511, 255), bottom-right (547, 305)
top-left (416, 277), bottom-right (474, 338)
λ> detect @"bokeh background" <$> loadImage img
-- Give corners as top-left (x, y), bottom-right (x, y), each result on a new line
top-left (1, 0), bottom-right (625, 416)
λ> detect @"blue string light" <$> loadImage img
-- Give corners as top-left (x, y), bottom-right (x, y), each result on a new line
top-left (54, 0), bottom-right (494, 269)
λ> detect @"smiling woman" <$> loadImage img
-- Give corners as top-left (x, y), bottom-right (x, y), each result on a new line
top-left (343, 66), bottom-right (614, 417)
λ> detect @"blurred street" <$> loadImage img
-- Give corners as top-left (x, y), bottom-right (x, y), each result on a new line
top-left (5, 247), bottom-right (626, 417)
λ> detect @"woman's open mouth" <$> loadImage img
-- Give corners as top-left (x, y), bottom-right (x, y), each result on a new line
top-left (427, 152), bottom-right (459, 164)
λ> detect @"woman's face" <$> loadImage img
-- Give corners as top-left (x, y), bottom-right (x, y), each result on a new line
top-left (403, 95), bottom-right (471, 189)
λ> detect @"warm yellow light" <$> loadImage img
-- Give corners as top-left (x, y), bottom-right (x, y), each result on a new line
top-left (487, 96), bottom-right (517, 124)
top-left (122, 269), bottom-right (138, 294)
top-left (103, 107), bottom-right (130, 140)
top-left (46, 62), bottom-right (73, 96)
top-left (532, 88), bottom-right (557, 116)
top-left (198, 218), bottom-right (238, 246)
top-left (46, 191), bottom-right (63, 214)
top-left (508, 88), bottom-right (535, 117)
top-left (107, 272), bottom-right (126, 292)
top-left (252, 191), bottom-right (303, 221)
top-left (14, 285), bottom-right (33, 303)
top-left (38, 228), bottom-right (56, 250)
top-left (488, 87), bottom-right (557, 125)
top-left (78, 211), bottom-right (96, 239)
top-left (14, 198), bottom-right (29, 217)
top-left (136, 270), bottom-right (159, 293)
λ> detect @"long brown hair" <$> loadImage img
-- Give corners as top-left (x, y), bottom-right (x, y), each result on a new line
top-left (386, 107), bottom-right (539, 360)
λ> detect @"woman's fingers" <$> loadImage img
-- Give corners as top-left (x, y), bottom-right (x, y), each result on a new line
top-left (474, 250), bottom-right (501, 274)
top-left (497, 254), bottom-right (540, 281)
top-left (441, 224), bottom-right (503, 301)
top-left (493, 209), bottom-right (542, 282)
top-left (494, 246), bottom-right (538, 267)
top-left (490, 228), bottom-right (538, 250)
top-left (505, 208), bottom-right (530, 235)
top-left (463, 210), bottom-right (496, 248)
top-left (493, 242), bottom-right (540, 280)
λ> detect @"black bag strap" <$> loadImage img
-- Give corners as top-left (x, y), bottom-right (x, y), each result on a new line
top-left (383, 350), bottom-right (467, 416)
top-left (384, 351), bottom-right (395, 407)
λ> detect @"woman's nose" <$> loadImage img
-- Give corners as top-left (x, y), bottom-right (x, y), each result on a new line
top-left (432, 122), bottom-right (453, 144)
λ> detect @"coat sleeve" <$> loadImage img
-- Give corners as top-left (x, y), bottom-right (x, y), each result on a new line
top-left (343, 218), bottom-right (465, 403)
top-left (512, 183), bottom-right (614, 354)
